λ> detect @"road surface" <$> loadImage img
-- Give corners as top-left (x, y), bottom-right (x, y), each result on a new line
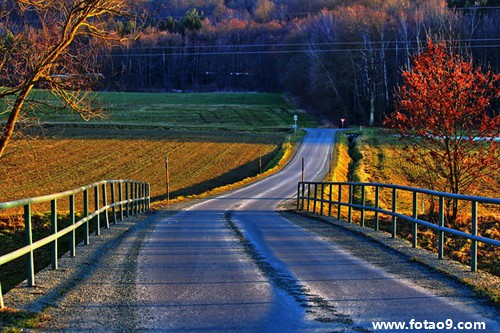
top-left (134, 128), bottom-right (499, 332)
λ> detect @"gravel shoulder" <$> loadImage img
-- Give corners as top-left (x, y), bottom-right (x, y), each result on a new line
top-left (279, 208), bottom-right (500, 318)
top-left (0, 206), bottom-right (185, 332)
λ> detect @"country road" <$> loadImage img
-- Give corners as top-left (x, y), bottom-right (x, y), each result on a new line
top-left (37, 128), bottom-right (499, 332)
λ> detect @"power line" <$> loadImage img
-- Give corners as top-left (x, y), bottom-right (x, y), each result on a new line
top-left (145, 5), bottom-right (500, 19)
top-left (103, 43), bottom-right (500, 57)
top-left (114, 38), bottom-right (500, 51)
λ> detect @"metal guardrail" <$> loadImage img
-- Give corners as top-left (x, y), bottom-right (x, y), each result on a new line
top-left (297, 181), bottom-right (500, 273)
top-left (0, 179), bottom-right (150, 308)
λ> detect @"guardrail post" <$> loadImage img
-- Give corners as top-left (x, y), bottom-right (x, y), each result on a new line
top-left (138, 183), bottom-right (142, 213)
top-left (360, 185), bottom-right (366, 227)
top-left (337, 184), bottom-right (342, 220)
top-left (421, 193), bottom-right (425, 214)
top-left (125, 182), bottom-right (130, 217)
top-left (111, 183), bottom-right (117, 224)
top-left (119, 182), bottom-right (124, 221)
top-left (391, 188), bottom-right (397, 238)
top-left (103, 184), bottom-right (109, 228)
top-left (438, 196), bottom-right (445, 259)
top-left (374, 186), bottom-right (380, 231)
top-left (95, 185), bottom-right (101, 236)
top-left (412, 191), bottom-right (418, 248)
top-left (296, 182), bottom-right (301, 210)
top-left (137, 182), bottom-right (140, 213)
top-left (0, 282), bottom-right (3, 308)
top-left (328, 184), bottom-right (333, 216)
top-left (313, 183), bottom-right (318, 214)
top-left (306, 183), bottom-right (311, 212)
top-left (320, 183), bottom-right (324, 216)
top-left (132, 182), bottom-right (136, 215)
top-left (70, 194), bottom-right (76, 257)
top-left (141, 183), bottom-right (146, 212)
top-left (84, 190), bottom-right (89, 246)
top-left (51, 199), bottom-right (58, 270)
top-left (147, 183), bottom-right (151, 210)
top-left (25, 204), bottom-right (35, 287)
top-left (130, 183), bottom-right (135, 215)
top-left (348, 184), bottom-right (353, 223)
top-left (301, 182), bottom-right (305, 210)
top-left (471, 201), bottom-right (478, 272)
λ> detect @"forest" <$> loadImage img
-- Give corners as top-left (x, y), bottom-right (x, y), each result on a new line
top-left (3, 0), bottom-right (500, 125)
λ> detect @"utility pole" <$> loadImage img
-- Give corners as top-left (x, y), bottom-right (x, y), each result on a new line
top-left (259, 152), bottom-right (262, 174)
top-left (165, 156), bottom-right (170, 202)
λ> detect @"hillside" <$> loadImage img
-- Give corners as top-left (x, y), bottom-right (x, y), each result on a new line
top-left (2, 0), bottom-right (499, 126)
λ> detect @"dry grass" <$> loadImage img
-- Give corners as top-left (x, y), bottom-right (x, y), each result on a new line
top-left (0, 131), bottom-right (281, 206)
top-left (317, 129), bottom-right (500, 278)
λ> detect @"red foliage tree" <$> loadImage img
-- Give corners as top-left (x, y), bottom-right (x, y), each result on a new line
top-left (384, 39), bottom-right (500, 220)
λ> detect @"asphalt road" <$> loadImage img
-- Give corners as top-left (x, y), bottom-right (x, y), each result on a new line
top-left (134, 128), bottom-right (500, 332)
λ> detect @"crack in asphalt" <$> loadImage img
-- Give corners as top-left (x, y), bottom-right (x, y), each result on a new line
top-left (224, 211), bottom-right (369, 332)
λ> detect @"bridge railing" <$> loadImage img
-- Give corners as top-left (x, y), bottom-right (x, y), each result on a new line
top-left (0, 180), bottom-right (150, 308)
top-left (296, 181), bottom-right (500, 273)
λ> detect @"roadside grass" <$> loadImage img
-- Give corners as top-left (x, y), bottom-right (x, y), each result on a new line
top-left (319, 129), bottom-right (500, 280)
top-left (156, 130), bottom-right (305, 206)
top-left (0, 307), bottom-right (51, 332)
top-left (1, 91), bottom-right (316, 130)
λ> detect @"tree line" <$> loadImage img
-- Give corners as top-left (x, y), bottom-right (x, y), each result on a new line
top-left (2, 0), bottom-right (500, 127)
top-left (99, 0), bottom-right (500, 125)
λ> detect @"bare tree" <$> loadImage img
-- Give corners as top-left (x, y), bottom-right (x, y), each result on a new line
top-left (0, 0), bottom-right (131, 158)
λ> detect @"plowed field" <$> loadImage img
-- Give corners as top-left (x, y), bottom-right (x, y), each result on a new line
top-left (0, 129), bottom-right (282, 204)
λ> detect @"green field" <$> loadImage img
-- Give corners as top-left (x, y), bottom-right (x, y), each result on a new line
top-left (3, 91), bottom-right (316, 130)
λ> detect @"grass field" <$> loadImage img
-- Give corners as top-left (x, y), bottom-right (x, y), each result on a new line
top-left (2, 91), bottom-right (316, 130)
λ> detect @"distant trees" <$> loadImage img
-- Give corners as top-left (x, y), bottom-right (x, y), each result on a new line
top-left (0, 0), bottom-right (131, 158)
top-left (384, 40), bottom-right (500, 219)
top-left (158, 8), bottom-right (203, 34)
top-left (12, 0), bottom-right (494, 127)
top-left (254, 0), bottom-right (275, 22)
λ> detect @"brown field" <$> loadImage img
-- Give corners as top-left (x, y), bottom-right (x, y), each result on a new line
top-left (0, 128), bottom-right (283, 206)
top-left (0, 127), bottom-right (290, 294)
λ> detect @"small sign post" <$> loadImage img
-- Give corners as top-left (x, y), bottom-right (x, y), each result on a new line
top-left (301, 157), bottom-right (305, 182)
top-left (293, 115), bottom-right (298, 134)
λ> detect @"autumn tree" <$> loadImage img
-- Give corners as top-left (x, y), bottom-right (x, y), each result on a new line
top-left (384, 39), bottom-right (500, 220)
top-left (0, 0), bottom-right (131, 158)
top-left (254, 0), bottom-right (275, 23)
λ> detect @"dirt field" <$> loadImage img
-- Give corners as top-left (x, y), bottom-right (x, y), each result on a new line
top-left (0, 128), bottom-right (283, 204)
